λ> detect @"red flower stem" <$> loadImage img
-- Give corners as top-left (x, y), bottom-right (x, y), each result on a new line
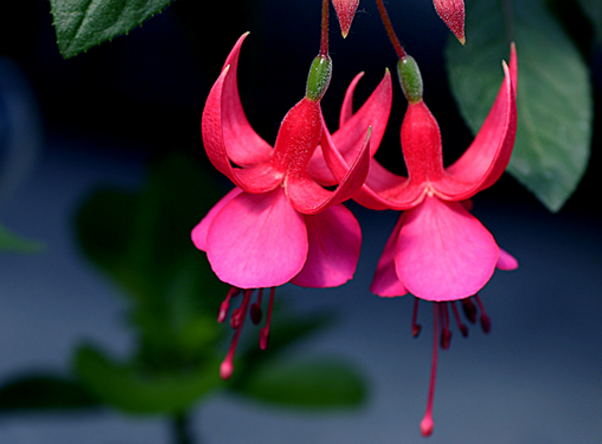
top-left (374, 0), bottom-right (406, 59)
top-left (320, 0), bottom-right (329, 56)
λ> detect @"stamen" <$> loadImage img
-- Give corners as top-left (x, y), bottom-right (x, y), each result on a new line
top-left (474, 294), bottom-right (491, 333)
top-left (439, 303), bottom-right (452, 350)
top-left (451, 302), bottom-right (469, 337)
top-left (421, 304), bottom-right (439, 437)
top-left (250, 289), bottom-right (263, 325)
top-left (230, 290), bottom-right (252, 329)
top-left (218, 287), bottom-right (240, 323)
top-left (259, 287), bottom-right (276, 350)
top-left (461, 297), bottom-right (478, 324)
top-left (412, 298), bottom-right (422, 337)
top-left (220, 289), bottom-right (252, 380)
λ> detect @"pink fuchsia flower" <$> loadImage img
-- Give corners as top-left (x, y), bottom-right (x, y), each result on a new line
top-left (327, 46), bottom-right (517, 436)
top-left (192, 33), bottom-right (391, 379)
top-left (433, 0), bottom-right (466, 44)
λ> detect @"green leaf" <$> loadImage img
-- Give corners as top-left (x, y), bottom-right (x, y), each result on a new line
top-left (577, 0), bottom-right (602, 40)
top-left (75, 154), bottom-right (227, 366)
top-left (74, 344), bottom-right (222, 414)
top-left (231, 358), bottom-right (367, 409)
top-left (49, 0), bottom-right (175, 58)
top-left (0, 223), bottom-right (43, 253)
top-left (0, 374), bottom-right (98, 412)
top-left (445, 0), bottom-right (592, 211)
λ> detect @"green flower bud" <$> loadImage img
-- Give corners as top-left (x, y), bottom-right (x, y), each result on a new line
top-left (306, 55), bottom-right (333, 102)
top-left (397, 56), bottom-right (423, 104)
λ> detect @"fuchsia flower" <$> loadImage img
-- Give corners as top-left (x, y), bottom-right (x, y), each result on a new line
top-left (433, 0), bottom-right (466, 44)
top-left (328, 46), bottom-right (517, 436)
top-left (192, 33), bottom-right (391, 379)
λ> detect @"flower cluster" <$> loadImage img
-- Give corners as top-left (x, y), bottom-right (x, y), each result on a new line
top-left (192, 0), bottom-right (518, 437)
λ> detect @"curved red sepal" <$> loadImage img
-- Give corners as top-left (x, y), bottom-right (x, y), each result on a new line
top-left (440, 46), bottom-right (517, 200)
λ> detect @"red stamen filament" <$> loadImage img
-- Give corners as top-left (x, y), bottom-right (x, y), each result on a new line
top-left (412, 298), bottom-right (422, 337)
top-left (218, 287), bottom-right (240, 323)
top-left (220, 289), bottom-right (252, 380)
top-left (250, 289), bottom-right (263, 325)
top-left (474, 294), bottom-right (491, 333)
top-left (421, 304), bottom-right (439, 437)
top-left (461, 297), bottom-right (478, 324)
top-left (440, 302), bottom-right (452, 350)
top-left (260, 287), bottom-right (276, 350)
top-left (451, 302), bottom-right (469, 337)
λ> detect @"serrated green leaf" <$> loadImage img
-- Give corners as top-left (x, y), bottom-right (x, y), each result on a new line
top-left (231, 358), bottom-right (367, 409)
top-left (74, 344), bottom-right (222, 414)
top-left (0, 223), bottom-right (43, 253)
top-left (0, 374), bottom-right (98, 412)
top-left (446, 0), bottom-right (592, 211)
top-left (49, 0), bottom-right (175, 58)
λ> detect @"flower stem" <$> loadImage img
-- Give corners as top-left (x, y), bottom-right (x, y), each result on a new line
top-left (374, 0), bottom-right (406, 59)
top-left (320, 0), bottom-right (330, 56)
top-left (172, 411), bottom-right (195, 444)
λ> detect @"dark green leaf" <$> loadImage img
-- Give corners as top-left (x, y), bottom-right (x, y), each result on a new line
top-left (446, 0), bottom-right (592, 211)
top-left (0, 223), bottom-right (43, 253)
top-left (578, 0), bottom-right (602, 40)
top-left (0, 374), bottom-right (98, 412)
top-left (74, 344), bottom-right (222, 414)
top-left (49, 0), bottom-right (175, 58)
top-left (75, 154), bottom-right (227, 365)
top-left (231, 358), bottom-right (367, 409)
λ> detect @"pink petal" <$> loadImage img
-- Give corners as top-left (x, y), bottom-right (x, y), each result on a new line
top-left (291, 204), bottom-right (361, 288)
top-left (440, 47), bottom-right (517, 199)
top-left (370, 215), bottom-right (409, 297)
top-left (206, 188), bottom-right (308, 288)
top-left (433, 0), bottom-right (466, 44)
top-left (286, 126), bottom-right (371, 215)
top-left (332, 0), bottom-right (360, 38)
top-left (395, 196), bottom-right (500, 302)
top-left (497, 248), bottom-right (518, 270)
top-left (215, 33), bottom-right (273, 167)
top-left (191, 187), bottom-right (243, 251)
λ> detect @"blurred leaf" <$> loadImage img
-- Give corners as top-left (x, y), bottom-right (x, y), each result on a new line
top-left (446, 0), bottom-right (592, 211)
top-left (0, 223), bottom-right (43, 253)
top-left (49, 0), bottom-right (175, 58)
top-left (578, 0), bottom-right (602, 40)
top-left (231, 358), bottom-right (366, 409)
top-left (74, 344), bottom-right (222, 414)
top-left (0, 374), bottom-right (98, 412)
top-left (75, 154), bottom-right (227, 367)
top-left (227, 310), bottom-right (368, 409)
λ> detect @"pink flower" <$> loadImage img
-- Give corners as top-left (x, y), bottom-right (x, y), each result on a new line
top-left (433, 0), bottom-right (466, 44)
top-left (328, 46), bottom-right (517, 436)
top-left (192, 33), bottom-right (391, 379)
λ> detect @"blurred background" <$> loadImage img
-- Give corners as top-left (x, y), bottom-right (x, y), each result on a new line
top-left (0, 0), bottom-right (601, 443)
